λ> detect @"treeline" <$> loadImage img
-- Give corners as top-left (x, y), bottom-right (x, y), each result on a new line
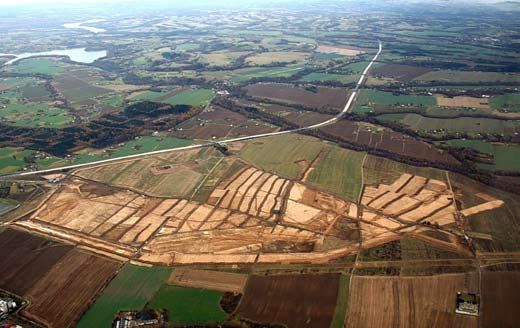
top-left (0, 101), bottom-right (200, 157)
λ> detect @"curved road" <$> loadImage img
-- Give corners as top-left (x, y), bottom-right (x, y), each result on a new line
top-left (3, 41), bottom-right (382, 178)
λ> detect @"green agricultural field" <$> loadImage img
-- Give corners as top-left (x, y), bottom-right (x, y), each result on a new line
top-left (229, 65), bottom-right (306, 83)
top-left (128, 90), bottom-right (163, 101)
top-left (147, 286), bottom-right (227, 326)
top-left (110, 136), bottom-right (193, 157)
top-left (240, 134), bottom-right (328, 179)
top-left (313, 52), bottom-right (343, 61)
top-left (414, 70), bottom-right (520, 84)
top-left (100, 94), bottom-right (124, 107)
top-left (0, 103), bottom-right (74, 128)
top-left (176, 43), bottom-right (200, 51)
top-left (378, 113), bottom-right (520, 136)
top-left (330, 274), bottom-right (350, 328)
top-left (0, 147), bottom-right (34, 174)
top-left (8, 58), bottom-right (65, 74)
top-left (20, 83), bottom-right (51, 101)
top-left (54, 74), bottom-right (110, 103)
top-left (444, 139), bottom-right (520, 172)
top-left (76, 264), bottom-right (172, 328)
top-left (357, 89), bottom-right (436, 107)
top-left (490, 93), bottom-right (520, 112)
top-left (299, 72), bottom-right (357, 84)
top-left (307, 146), bottom-right (365, 201)
top-left (162, 88), bottom-right (214, 106)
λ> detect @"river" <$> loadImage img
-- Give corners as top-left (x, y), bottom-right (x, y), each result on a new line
top-left (63, 19), bottom-right (106, 33)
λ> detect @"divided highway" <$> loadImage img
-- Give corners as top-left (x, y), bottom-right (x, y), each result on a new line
top-left (3, 41), bottom-right (382, 178)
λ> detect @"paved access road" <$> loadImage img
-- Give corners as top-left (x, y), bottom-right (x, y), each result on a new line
top-left (3, 42), bottom-right (382, 178)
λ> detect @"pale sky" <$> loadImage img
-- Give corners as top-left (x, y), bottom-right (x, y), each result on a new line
top-left (0, 0), bottom-right (136, 5)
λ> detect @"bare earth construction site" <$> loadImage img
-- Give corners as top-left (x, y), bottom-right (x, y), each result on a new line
top-left (9, 163), bottom-right (503, 265)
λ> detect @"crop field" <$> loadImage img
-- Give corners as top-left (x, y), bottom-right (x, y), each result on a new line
top-left (198, 51), bottom-right (249, 66)
top-left (8, 58), bottom-right (65, 74)
top-left (481, 271), bottom-right (520, 328)
top-left (0, 147), bottom-right (34, 174)
top-left (109, 136), bottom-right (192, 157)
top-left (53, 69), bottom-right (111, 103)
top-left (239, 134), bottom-right (329, 179)
top-left (237, 274), bottom-right (340, 328)
top-left (0, 228), bottom-right (73, 296)
top-left (414, 70), bottom-right (520, 83)
top-left (167, 268), bottom-right (248, 293)
top-left (330, 274), bottom-right (350, 328)
top-left (357, 89), bottom-right (436, 107)
top-left (128, 90), bottom-right (163, 101)
top-left (320, 120), bottom-right (458, 165)
top-left (147, 285), bottom-right (227, 326)
top-left (22, 249), bottom-right (121, 328)
top-left (379, 113), bottom-right (520, 136)
top-left (444, 140), bottom-right (520, 172)
top-left (247, 83), bottom-right (348, 109)
top-left (306, 146), bottom-right (365, 201)
top-left (0, 103), bottom-right (74, 128)
top-left (371, 64), bottom-right (432, 82)
top-left (346, 274), bottom-right (478, 328)
top-left (173, 106), bottom-right (277, 140)
top-left (489, 93), bottom-right (520, 112)
top-left (77, 264), bottom-right (172, 328)
top-left (316, 44), bottom-right (365, 56)
top-left (299, 72), bottom-right (358, 84)
top-left (436, 96), bottom-right (489, 109)
top-left (162, 88), bottom-right (214, 106)
top-left (245, 51), bottom-right (308, 65)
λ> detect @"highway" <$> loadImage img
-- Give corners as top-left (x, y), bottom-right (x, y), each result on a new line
top-left (2, 41), bottom-right (382, 178)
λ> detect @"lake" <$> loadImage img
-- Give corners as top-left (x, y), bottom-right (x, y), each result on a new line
top-left (0, 48), bottom-right (107, 65)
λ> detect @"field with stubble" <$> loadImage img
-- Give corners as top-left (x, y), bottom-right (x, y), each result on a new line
top-left (346, 274), bottom-right (478, 328)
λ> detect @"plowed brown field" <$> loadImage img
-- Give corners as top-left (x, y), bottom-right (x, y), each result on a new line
top-left (0, 228), bottom-right (73, 296)
top-left (22, 249), bottom-right (120, 328)
top-left (238, 274), bottom-right (340, 328)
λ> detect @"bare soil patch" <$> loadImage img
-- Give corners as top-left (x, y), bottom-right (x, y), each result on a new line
top-left (481, 271), bottom-right (520, 328)
top-left (0, 228), bottom-right (73, 296)
top-left (237, 274), bottom-right (340, 328)
top-left (436, 96), bottom-right (489, 109)
top-left (167, 268), bottom-right (248, 293)
top-left (22, 249), bottom-right (120, 328)
top-left (316, 45), bottom-right (365, 56)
